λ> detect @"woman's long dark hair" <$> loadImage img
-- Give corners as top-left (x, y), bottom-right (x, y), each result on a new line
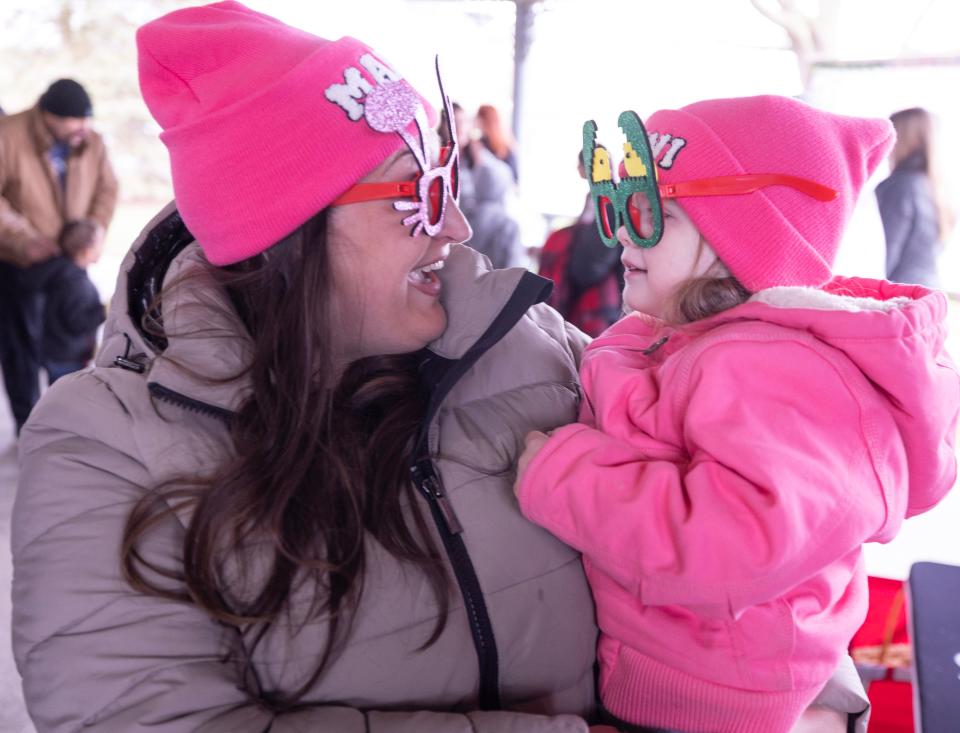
top-left (121, 209), bottom-right (450, 709)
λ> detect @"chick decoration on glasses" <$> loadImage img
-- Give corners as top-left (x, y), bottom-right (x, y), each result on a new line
top-left (591, 142), bottom-right (612, 183)
top-left (622, 141), bottom-right (648, 178)
top-left (582, 111), bottom-right (664, 248)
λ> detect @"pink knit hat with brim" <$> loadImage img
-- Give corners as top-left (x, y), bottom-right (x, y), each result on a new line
top-left (137, 1), bottom-right (436, 265)
top-left (646, 96), bottom-right (894, 290)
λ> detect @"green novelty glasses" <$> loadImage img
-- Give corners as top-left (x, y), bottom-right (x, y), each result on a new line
top-left (583, 111), bottom-right (839, 248)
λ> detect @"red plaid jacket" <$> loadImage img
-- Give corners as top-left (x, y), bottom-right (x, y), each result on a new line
top-left (538, 224), bottom-right (623, 337)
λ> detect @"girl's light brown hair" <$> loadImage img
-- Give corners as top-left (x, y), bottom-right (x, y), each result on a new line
top-left (666, 240), bottom-right (752, 324)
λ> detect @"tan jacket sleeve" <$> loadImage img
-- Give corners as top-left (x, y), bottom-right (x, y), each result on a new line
top-left (562, 319), bottom-right (591, 370)
top-left (0, 139), bottom-right (41, 265)
top-left (12, 373), bottom-right (587, 733)
top-left (86, 142), bottom-right (118, 230)
top-left (526, 301), bottom-right (591, 372)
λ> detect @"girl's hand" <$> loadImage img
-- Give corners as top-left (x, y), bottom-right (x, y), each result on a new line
top-left (514, 430), bottom-right (551, 496)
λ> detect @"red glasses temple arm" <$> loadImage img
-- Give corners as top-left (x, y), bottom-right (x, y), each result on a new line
top-left (659, 174), bottom-right (838, 202)
top-left (331, 146), bottom-right (456, 207)
top-left (332, 182), bottom-right (418, 206)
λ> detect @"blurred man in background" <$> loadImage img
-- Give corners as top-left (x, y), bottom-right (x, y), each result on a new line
top-left (0, 78), bottom-right (117, 433)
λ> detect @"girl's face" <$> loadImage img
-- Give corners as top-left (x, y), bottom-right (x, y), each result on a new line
top-left (619, 198), bottom-right (719, 318)
top-left (327, 140), bottom-right (472, 363)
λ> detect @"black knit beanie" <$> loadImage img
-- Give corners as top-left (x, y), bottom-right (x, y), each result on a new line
top-left (38, 79), bottom-right (93, 118)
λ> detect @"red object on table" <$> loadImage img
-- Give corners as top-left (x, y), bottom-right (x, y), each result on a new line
top-left (849, 576), bottom-right (914, 733)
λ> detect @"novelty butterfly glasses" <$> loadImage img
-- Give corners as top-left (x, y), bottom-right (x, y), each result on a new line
top-left (332, 58), bottom-right (460, 238)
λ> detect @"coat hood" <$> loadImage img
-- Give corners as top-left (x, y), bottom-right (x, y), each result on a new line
top-left (714, 276), bottom-right (959, 524)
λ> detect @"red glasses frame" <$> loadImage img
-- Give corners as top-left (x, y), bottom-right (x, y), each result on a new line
top-left (332, 144), bottom-right (459, 228)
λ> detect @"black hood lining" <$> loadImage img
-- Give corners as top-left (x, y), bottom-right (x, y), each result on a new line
top-left (127, 208), bottom-right (195, 353)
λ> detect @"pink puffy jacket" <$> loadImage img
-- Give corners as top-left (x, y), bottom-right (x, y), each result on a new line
top-left (518, 277), bottom-right (959, 733)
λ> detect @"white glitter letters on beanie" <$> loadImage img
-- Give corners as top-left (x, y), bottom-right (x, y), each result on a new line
top-left (326, 55), bottom-right (460, 237)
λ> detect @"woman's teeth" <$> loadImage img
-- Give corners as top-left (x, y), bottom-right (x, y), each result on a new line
top-left (408, 259), bottom-right (444, 284)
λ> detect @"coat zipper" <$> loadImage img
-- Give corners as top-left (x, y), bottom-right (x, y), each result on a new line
top-left (147, 382), bottom-right (235, 423)
top-left (410, 457), bottom-right (500, 710)
top-left (410, 458), bottom-right (463, 535)
top-left (149, 378), bottom-right (504, 710)
top-left (410, 269), bottom-right (554, 712)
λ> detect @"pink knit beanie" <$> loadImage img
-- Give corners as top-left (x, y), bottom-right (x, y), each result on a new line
top-left (137, 1), bottom-right (434, 265)
top-left (646, 96), bottom-right (894, 290)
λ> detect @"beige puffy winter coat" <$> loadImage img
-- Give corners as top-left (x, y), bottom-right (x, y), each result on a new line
top-left (13, 204), bottom-right (597, 732)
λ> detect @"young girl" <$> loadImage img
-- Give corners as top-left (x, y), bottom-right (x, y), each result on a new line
top-left (515, 95), bottom-right (960, 733)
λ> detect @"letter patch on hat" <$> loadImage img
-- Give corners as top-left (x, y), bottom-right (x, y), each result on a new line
top-left (325, 53), bottom-right (400, 121)
top-left (648, 132), bottom-right (687, 170)
top-left (359, 54), bottom-right (401, 85)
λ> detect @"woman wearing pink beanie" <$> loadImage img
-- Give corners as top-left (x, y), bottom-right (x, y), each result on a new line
top-left (11, 3), bottom-right (603, 731)
top-left (515, 96), bottom-right (960, 732)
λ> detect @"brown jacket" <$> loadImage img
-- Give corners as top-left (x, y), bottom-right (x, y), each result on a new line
top-left (13, 204), bottom-right (597, 732)
top-left (0, 105), bottom-right (118, 264)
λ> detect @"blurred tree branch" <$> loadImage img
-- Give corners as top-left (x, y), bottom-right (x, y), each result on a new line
top-left (750, 0), bottom-right (839, 91)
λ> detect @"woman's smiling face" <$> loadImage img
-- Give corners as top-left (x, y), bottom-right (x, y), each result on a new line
top-left (326, 139), bottom-right (472, 363)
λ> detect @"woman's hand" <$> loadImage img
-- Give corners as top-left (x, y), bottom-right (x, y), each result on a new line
top-left (514, 430), bottom-right (551, 496)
